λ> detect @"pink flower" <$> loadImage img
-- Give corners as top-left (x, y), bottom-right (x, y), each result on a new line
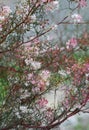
top-left (2, 6), bottom-right (12, 16)
top-left (44, 108), bottom-right (54, 121)
top-left (84, 63), bottom-right (89, 71)
top-left (32, 87), bottom-right (40, 94)
top-left (37, 79), bottom-right (46, 91)
top-left (42, 0), bottom-right (48, 2)
top-left (79, 0), bottom-right (87, 7)
top-left (39, 70), bottom-right (51, 81)
top-left (66, 37), bottom-right (78, 49)
top-left (37, 98), bottom-right (48, 108)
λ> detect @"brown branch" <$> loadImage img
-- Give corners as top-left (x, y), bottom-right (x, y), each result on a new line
top-left (1, 108), bottom-right (80, 130)
top-left (46, 108), bottom-right (80, 129)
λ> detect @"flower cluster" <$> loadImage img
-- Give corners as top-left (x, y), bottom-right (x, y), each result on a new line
top-left (0, 6), bottom-right (12, 30)
top-left (66, 37), bottom-right (78, 49)
top-left (37, 98), bottom-right (48, 108)
top-left (0, 0), bottom-right (89, 129)
top-left (79, 0), bottom-right (87, 7)
top-left (71, 13), bottom-right (82, 23)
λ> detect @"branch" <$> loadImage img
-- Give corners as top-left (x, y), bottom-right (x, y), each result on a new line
top-left (0, 15), bottom-right (68, 54)
top-left (46, 108), bottom-right (80, 129)
top-left (1, 108), bottom-right (81, 130)
top-left (0, 1), bottom-right (40, 44)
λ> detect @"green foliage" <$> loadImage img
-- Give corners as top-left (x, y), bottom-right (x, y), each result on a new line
top-left (0, 78), bottom-right (8, 105)
top-left (73, 50), bottom-right (86, 63)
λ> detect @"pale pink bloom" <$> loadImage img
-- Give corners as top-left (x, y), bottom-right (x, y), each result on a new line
top-left (2, 6), bottom-right (12, 16)
top-left (66, 67), bottom-right (71, 74)
top-left (84, 63), bottom-right (89, 71)
top-left (79, 0), bottom-right (87, 7)
top-left (85, 73), bottom-right (89, 84)
top-left (27, 73), bottom-right (34, 80)
top-left (30, 14), bottom-right (36, 22)
top-left (44, 108), bottom-right (54, 121)
top-left (39, 70), bottom-right (51, 87)
top-left (42, 0), bottom-right (47, 2)
top-left (31, 80), bottom-right (37, 85)
top-left (32, 87), bottom-right (40, 93)
top-left (45, 0), bottom-right (59, 11)
top-left (66, 37), bottom-right (78, 49)
top-left (0, 16), bottom-right (5, 23)
top-left (71, 13), bottom-right (82, 23)
top-left (33, 38), bottom-right (40, 44)
top-left (0, 24), bottom-right (2, 31)
top-left (37, 80), bottom-right (46, 91)
top-left (39, 70), bottom-right (51, 82)
top-left (37, 98), bottom-right (48, 108)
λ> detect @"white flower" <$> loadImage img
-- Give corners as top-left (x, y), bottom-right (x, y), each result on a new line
top-left (20, 89), bottom-right (30, 99)
top-left (31, 14), bottom-right (36, 22)
top-left (31, 61), bottom-right (41, 70)
top-left (0, 16), bottom-right (5, 23)
top-left (20, 106), bottom-right (28, 113)
top-left (15, 112), bottom-right (21, 119)
top-left (58, 70), bottom-right (67, 76)
top-left (52, 24), bottom-right (58, 30)
top-left (52, 1), bottom-right (59, 10)
top-left (85, 73), bottom-right (89, 84)
top-left (40, 70), bottom-right (51, 81)
top-left (25, 58), bottom-right (31, 65)
top-left (25, 58), bottom-right (41, 70)
top-left (71, 13), bottom-right (82, 23)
